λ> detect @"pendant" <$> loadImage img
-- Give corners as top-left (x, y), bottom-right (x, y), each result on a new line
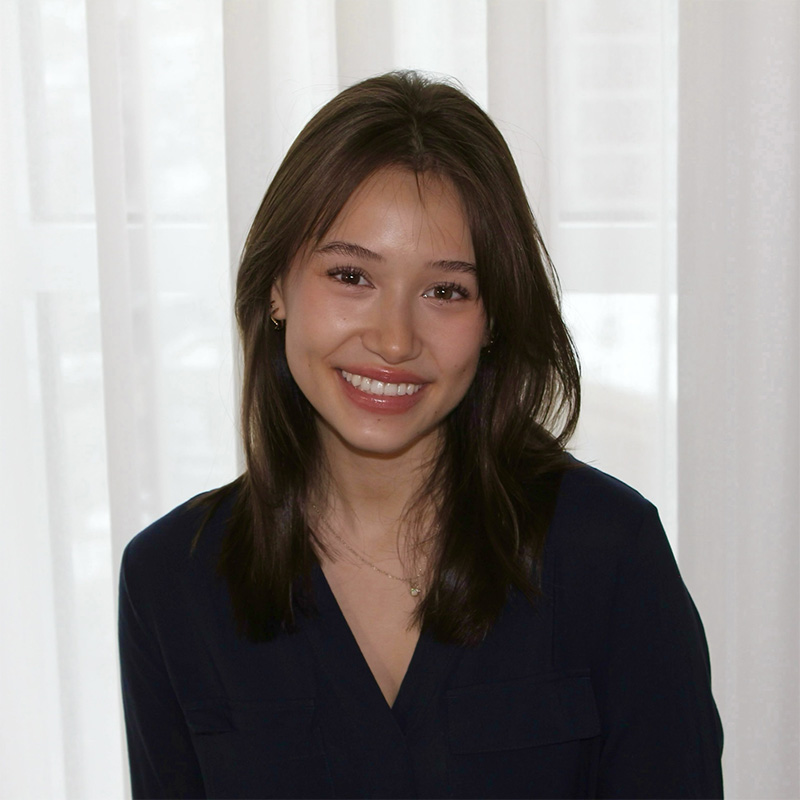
top-left (410, 585), bottom-right (420, 597)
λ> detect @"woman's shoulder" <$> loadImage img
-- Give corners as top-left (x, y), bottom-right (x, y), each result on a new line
top-left (121, 483), bottom-right (237, 583)
top-left (542, 460), bottom-right (689, 653)
top-left (557, 457), bottom-right (652, 515)
top-left (547, 457), bottom-right (665, 560)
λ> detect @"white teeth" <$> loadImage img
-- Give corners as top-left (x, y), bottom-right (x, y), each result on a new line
top-left (340, 370), bottom-right (422, 397)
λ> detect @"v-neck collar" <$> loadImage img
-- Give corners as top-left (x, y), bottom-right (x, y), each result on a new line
top-left (303, 563), bottom-right (464, 736)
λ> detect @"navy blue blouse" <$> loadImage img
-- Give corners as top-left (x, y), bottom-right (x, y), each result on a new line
top-left (119, 463), bottom-right (723, 798)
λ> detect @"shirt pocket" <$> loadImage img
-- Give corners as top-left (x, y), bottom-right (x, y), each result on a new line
top-left (447, 669), bottom-right (600, 753)
top-left (446, 670), bottom-right (601, 799)
top-left (185, 697), bottom-right (316, 758)
top-left (184, 698), bottom-right (332, 798)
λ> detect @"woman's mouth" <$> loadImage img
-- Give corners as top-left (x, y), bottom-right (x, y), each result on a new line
top-left (340, 369), bottom-right (423, 397)
top-left (336, 369), bottom-right (428, 415)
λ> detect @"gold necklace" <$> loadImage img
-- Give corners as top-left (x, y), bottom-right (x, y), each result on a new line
top-left (310, 504), bottom-right (425, 597)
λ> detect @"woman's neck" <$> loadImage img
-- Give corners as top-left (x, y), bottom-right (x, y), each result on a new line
top-left (314, 426), bottom-right (438, 554)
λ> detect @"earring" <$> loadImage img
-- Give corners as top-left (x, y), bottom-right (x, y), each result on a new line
top-left (483, 321), bottom-right (495, 352)
top-left (269, 300), bottom-right (285, 331)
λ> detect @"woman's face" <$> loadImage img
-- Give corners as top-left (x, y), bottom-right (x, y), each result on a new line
top-left (271, 167), bottom-right (487, 461)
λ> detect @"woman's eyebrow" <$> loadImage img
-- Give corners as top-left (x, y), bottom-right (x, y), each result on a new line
top-left (315, 241), bottom-right (476, 274)
top-left (315, 241), bottom-right (383, 261)
top-left (431, 259), bottom-right (477, 275)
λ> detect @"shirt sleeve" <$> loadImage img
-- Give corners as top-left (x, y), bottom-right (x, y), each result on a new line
top-left (597, 503), bottom-right (724, 799)
top-left (119, 545), bottom-right (207, 799)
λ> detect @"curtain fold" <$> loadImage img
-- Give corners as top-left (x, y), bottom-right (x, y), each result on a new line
top-left (85, 0), bottom-right (141, 571)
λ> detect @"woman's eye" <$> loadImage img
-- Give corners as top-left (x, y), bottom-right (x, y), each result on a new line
top-left (328, 267), bottom-right (369, 286)
top-left (423, 283), bottom-right (470, 302)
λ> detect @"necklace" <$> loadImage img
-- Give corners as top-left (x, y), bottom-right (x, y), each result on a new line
top-left (310, 504), bottom-right (425, 597)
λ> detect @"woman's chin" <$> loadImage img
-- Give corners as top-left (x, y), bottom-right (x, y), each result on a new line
top-left (316, 417), bottom-right (441, 462)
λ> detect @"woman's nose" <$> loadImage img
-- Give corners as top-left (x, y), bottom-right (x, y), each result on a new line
top-left (361, 295), bottom-right (421, 364)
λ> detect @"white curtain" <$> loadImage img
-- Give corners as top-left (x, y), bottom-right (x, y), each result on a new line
top-left (677, 2), bottom-right (800, 796)
top-left (1, 1), bottom-right (235, 796)
top-left (0, 1), bottom-right (796, 797)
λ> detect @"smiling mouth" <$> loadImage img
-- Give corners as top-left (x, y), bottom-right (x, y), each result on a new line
top-left (339, 370), bottom-right (424, 397)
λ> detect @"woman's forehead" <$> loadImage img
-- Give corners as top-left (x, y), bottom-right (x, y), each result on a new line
top-left (318, 168), bottom-right (473, 259)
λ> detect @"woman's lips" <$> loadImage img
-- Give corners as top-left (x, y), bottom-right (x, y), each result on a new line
top-left (340, 369), bottom-right (423, 397)
top-left (336, 369), bottom-right (428, 414)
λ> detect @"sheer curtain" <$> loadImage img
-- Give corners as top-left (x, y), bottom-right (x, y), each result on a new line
top-left (1, 1), bottom-right (234, 796)
top-left (677, 2), bottom-right (800, 795)
top-left (0, 1), bottom-right (796, 798)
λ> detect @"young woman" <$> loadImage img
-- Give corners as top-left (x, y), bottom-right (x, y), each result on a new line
top-left (119, 72), bottom-right (723, 799)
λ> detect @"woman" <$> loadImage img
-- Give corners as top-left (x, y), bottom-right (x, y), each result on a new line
top-left (119, 71), bottom-right (723, 799)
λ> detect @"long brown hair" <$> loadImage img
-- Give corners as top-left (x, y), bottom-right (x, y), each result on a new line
top-left (200, 71), bottom-right (580, 645)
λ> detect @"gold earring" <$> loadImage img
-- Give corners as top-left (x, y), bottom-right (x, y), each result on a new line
top-left (269, 299), bottom-right (285, 331)
top-left (269, 313), bottom-right (285, 331)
